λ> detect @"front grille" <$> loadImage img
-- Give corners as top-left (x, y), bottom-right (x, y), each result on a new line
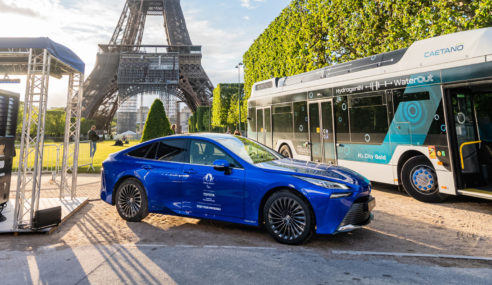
top-left (339, 196), bottom-right (373, 227)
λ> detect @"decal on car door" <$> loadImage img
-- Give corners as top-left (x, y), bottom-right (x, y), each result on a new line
top-left (198, 173), bottom-right (221, 211)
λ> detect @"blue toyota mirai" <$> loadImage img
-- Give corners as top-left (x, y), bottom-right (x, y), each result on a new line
top-left (101, 134), bottom-right (375, 245)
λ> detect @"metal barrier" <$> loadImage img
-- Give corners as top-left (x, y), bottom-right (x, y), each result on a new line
top-left (14, 141), bottom-right (95, 181)
top-left (14, 143), bottom-right (61, 180)
top-left (74, 140), bottom-right (95, 171)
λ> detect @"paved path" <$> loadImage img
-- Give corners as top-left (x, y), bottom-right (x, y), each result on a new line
top-left (0, 244), bottom-right (491, 285)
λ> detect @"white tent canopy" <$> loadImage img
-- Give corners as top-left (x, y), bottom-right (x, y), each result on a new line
top-left (117, 131), bottom-right (137, 138)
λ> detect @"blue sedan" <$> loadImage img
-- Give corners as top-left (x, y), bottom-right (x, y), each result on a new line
top-left (100, 134), bottom-right (375, 244)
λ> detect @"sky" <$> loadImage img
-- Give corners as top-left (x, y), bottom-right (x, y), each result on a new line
top-left (0, 0), bottom-right (291, 107)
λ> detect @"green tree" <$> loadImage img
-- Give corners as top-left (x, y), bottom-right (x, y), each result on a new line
top-left (212, 83), bottom-right (243, 128)
top-left (188, 116), bottom-right (194, 133)
top-left (141, 99), bottom-right (172, 142)
top-left (188, 113), bottom-right (197, 133)
top-left (202, 107), bottom-right (211, 132)
top-left (45, 108), bottom-right (66, 137)
top-left (195, 106), bottom-right (205, 131)
top-left (196, 106), bottom-right (210, 132)
top-left (243, 0), bottom-right (492, 103)
top-left (187, 106), bottom-right (212, 133)
top-left (17, 102), bottom-right (97, 139)
top-left (226, 95), bottom-right (239, 126)
top-left (16, 101), bottom-right (39, 137)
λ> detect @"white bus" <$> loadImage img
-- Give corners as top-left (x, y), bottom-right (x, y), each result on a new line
top-left (247, 27), bottom-right (492, 202)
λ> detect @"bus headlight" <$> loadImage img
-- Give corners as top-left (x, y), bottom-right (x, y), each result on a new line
top-left (295, 176), bottom-right (350, 190)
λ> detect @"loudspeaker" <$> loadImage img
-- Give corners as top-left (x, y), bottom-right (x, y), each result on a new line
top-left (33, 206), bottom-right (62, 230)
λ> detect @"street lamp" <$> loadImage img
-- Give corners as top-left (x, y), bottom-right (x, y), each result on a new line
top-left (235, 62), bottom-right (243, 134)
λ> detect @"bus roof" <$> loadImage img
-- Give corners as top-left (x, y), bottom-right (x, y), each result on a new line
top-left (251, 27), bottom-right (492, 98)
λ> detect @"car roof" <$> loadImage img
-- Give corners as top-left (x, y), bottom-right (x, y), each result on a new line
top-left (132, 134), bottom-right (241, 147)
top-left (122, 133), bottom-right (243, 156)
top-left (162, 133), bottom-right (239, 141)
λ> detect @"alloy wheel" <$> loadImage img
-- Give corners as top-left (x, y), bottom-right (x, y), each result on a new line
top-left (268, 197), bottom-right (307, 241)
top-left (117, 183), bottom-right (142, 218)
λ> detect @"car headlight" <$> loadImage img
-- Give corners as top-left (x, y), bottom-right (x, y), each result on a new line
top-left (294, 176), bottom-right (350, 190)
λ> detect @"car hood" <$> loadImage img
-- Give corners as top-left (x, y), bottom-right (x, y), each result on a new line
top-left (256, 159), bottom-right (370, 186)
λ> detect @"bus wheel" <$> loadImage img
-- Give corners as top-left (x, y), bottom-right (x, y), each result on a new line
top-left (401, 156), bottom-right (447, 203)
top-left (279, 144), bottom-right (292, 158)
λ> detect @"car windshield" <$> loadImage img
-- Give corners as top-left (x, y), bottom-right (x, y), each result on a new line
top-left (218, 137), bottom-right (282, 164)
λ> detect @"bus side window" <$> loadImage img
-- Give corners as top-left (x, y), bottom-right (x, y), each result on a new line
top-left (349, 92), bottom-right (388, 144)
top-left (334, 96), bottom-right (350, 142)
top-left (425, 102), bottom-right (447, 146)
top-left (272, 104), bottom-right (293, 149)
top-left (393, 89), bottom-right (429, 110)
top-left (293, 101), bottom-right (309, 155)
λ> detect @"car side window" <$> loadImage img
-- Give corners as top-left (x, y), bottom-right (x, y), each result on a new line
top-left (155, 139), bottom-right (189, 163)
top-left (127, 143), bottom-right (156, 159)
top-left (190, 140), bottom-right (239, 167)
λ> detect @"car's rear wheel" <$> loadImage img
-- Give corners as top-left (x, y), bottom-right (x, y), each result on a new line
top-left (279, 144), bottom-right (292, 158)
top-left (263, 190), bottom-right (313, 245)
top-left (115, 178), bottom-right (149, 222)
top-left (401, 156), bottom-right (447, 203)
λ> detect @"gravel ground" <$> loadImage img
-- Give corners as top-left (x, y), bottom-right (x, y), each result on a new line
top-left (1, 175), bottom-right (491, 264)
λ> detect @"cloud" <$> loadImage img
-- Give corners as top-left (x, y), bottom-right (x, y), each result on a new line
top-left (184, 11), bottom-right (251, 85)
top-left (0, 0), bottom-right (123, 107)
top-left (0, 0), bottom-right (41, 17)
top-left (240, 0), bottom-right (266, 9)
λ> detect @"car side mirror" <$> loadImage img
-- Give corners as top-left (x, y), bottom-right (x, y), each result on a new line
top-left (213, 159), bottom-right (231, 174)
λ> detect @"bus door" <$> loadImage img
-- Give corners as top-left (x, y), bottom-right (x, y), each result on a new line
top-left (445, 85), bottom-right (492, 191)
top-left (256, 107), bottom-right (272, 147)
top-left (308, 100), bottom-right (337, 164)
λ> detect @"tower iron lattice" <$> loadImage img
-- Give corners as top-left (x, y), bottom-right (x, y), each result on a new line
top-left (81, 0), bottom-right (213, 131)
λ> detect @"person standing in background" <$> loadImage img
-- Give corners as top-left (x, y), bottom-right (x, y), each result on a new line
top-left (88, 125), bottom-right (99, 158)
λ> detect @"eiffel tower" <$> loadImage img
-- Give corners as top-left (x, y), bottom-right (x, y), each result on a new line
top-left (82, 0), bottom-right (213, 130)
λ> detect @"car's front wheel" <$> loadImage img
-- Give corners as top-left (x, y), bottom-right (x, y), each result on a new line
top-left (115, 178), bottom-right (149, 222)
top-left (263, 190), bottom-right (314, 245)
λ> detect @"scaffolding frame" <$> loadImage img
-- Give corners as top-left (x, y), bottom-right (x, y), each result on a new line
top-left (13, 49), bottom-right (51, 229)
top-left (60, 73), bottom-right (84, 200)
top-left (0, 48), bottom-right (85, 230)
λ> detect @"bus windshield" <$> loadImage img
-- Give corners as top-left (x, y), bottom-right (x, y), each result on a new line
top-left (218, 137), bottom-right (282, 164)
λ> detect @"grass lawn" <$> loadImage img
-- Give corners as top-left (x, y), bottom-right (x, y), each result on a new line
top-left (13, 140), bottom-right (140, 173)
top-left (77, 140), bottom-right (140, 173)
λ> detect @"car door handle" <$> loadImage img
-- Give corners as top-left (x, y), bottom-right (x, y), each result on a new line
top-left (184, 169), bottom-right (197, 174)
top-left (142, 165), bottom-right (152, 170)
